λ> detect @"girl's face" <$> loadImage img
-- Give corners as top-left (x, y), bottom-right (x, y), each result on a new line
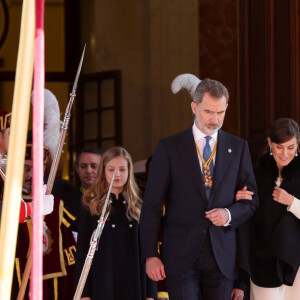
top-left (268, 137), bottom-right (298, 171)
top-left (105, 156), bottom-right (129, 194)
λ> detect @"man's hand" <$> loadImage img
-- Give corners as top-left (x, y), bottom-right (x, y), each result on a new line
top-left (231, 288), bottom-right (244, 300)
top-left (205, 208), bottom-right (229, 226)
top-left (235, 186), bottom-right (253, 201)
top-left (273, 186), bottom-right (294, 206)
top-left (146, 257), bottom-right (166, 281)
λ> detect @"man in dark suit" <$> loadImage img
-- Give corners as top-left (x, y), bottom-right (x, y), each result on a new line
top-left (140, 77), bottom-right (259, 300)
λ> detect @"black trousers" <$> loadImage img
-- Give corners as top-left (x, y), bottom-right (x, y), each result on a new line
top-left (166, 233), bottom-right (233, 300)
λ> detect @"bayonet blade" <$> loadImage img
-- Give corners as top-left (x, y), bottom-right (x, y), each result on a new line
top-left (72, 44), bottom-right (86, 92)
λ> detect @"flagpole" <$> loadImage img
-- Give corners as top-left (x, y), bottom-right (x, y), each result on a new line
top-left (0, 0), bottom-right (35, 298)
top-left (31, 0), bottom-right (45, 298)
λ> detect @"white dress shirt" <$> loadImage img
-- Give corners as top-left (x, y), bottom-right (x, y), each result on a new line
top-left (192, 123), bottom-right (218, 171)
top-left (192, 123), bottom-right (231, 226)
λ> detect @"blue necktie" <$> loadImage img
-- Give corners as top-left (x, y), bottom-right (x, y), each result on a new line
top-left (203, 136), bottom-right (214, 199)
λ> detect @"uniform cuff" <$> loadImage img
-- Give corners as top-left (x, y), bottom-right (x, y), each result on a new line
top-left (287, 197), bottom-right (300, 219)
top-left (224, 208), bottom-right (231, 226)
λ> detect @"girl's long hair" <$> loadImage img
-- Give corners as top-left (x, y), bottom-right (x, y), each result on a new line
top-left (82, 146), bottom-right (142, 222)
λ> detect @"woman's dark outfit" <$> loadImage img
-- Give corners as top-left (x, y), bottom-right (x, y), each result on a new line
top-left (236, 154), bottom-right (300, 291)
top-left (76, 193), bottom-right (156, 300)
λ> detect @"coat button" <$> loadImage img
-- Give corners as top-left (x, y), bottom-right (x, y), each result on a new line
top-left (201, 229), bottom-right (207, 234)
top-left (112, 224), bottom-right (115, 228)
top-left (129, 224), bottom-right (132, 228)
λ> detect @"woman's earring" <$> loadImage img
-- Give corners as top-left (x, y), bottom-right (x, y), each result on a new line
top-left (296, 152), bottom-right (298, 157)
top-left (270, 147), bottom-right (273, 156)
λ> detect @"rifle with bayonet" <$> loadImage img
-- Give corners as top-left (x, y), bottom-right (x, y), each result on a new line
top-left (46, 44), bottom-right (86, 194)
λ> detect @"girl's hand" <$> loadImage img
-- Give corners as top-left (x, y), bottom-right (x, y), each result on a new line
top-left (235, 186), bottom-right (253, 201)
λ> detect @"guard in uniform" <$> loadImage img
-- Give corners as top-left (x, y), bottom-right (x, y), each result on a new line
top-left (11, 138), bottom-right (77, 300)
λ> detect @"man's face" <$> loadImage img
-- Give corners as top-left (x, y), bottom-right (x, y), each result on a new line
top-left (0, 128), bottom-right (10, 155)
top-left (23, 159), bottom-right (46, 195)
top-left (191, 92), bottom-right (228, 135)
top-left (76, 153), bottom-right (101, 188)
top-left (23, 159), bottom-right (33, 194)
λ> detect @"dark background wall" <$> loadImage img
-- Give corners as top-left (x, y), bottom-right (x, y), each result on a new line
top-left (198, 0), bottom-right (299, 163)
top-left (240, 0), bottom-right (299, 162)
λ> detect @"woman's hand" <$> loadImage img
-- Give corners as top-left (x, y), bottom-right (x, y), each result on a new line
top-left (235, 186), bottom-right (253, 201)
top-left (231, 288), bottom-right (244, 300)
top-left (81, 298), bottom-right (91, 300)
top-left (273, 186), bottom-right (294, 206)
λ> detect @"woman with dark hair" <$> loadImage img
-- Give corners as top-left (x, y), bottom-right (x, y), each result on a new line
top-left (75, 146), bottom-right (156, 300)
top-left (232, 118), bottom-right (300, 300)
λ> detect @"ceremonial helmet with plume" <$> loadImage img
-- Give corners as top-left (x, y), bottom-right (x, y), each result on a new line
top-left (171, 73), bottom-right (201, 100)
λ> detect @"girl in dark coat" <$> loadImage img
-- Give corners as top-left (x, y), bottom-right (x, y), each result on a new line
top-left (232, 118), bottom-right (300, 300)
top-left (75, 146), bottom-right (156, 300)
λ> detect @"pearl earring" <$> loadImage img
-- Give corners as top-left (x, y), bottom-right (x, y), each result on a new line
top-left (296, 152), bottom-right (298, 157)
top-left (270, 147), bottom-right (273, 156)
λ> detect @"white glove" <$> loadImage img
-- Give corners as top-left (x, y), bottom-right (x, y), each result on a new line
top-left (43, 184), bottom-right (54, 215)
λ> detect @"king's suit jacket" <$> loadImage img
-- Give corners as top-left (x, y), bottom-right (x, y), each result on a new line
top-left (140, 127), bottom-right (259, 280)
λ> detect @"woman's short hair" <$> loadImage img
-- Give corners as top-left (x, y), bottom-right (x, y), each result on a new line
top-left (269, 118), bottom-right (300, 144)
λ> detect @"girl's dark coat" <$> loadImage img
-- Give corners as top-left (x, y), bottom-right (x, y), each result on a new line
top-left (75, 193), bottom-right (157, 300)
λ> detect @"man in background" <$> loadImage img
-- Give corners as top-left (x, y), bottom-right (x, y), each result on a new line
top-left (61, 147), bottom-right (102, 235)
top-left (76, 147), bottom-right (102, 190)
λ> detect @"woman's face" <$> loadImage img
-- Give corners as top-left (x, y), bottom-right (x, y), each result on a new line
top-left (105, 156), bottom-right (129, 194)
top-left (268, 137), bottom-right (298, 171)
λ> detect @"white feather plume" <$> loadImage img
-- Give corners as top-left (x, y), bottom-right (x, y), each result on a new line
top-left (171, 73), bottom-right (201, 96)
top-left (31, 89), bottom-right (61, 159)
top-left (44, 89), bottom-right (61, 159)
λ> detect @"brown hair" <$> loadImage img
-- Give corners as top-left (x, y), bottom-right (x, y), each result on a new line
top-left (269, 118), bottom-right (300, 145)
top-left (193, 78), bottom-right (229, 104)
top-left (82, 146), bottom-right (142, 222)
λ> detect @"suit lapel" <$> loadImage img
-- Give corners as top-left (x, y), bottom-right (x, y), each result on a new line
top-left (210, 130), bottom-right (232, 200)
top-left (177, 128), bottom-right (208, 202)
